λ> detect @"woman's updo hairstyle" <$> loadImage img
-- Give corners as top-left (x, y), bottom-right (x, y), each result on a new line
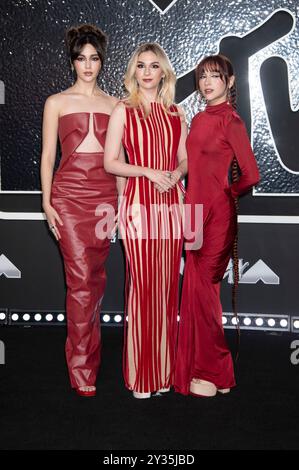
top-left (65, 24), bottom-right (108, 66)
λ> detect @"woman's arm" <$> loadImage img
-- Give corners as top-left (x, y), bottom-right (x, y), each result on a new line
top-left (40, 95), bottom-right (59, 206)
top-left (116, 145), bottom-right (127, 197)
top-left (226, 116), bottom-right (260, 197)
top-left (40, 95), bottom-right (63, 239)
top-left (170, 105), bottom-right (188, 184)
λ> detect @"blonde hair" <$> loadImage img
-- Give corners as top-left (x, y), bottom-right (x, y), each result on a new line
top-left (124, 43), bottom-right (176, 113)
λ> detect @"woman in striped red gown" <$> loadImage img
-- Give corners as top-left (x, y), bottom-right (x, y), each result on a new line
top-left (104, 43), bottom-right (187, 398)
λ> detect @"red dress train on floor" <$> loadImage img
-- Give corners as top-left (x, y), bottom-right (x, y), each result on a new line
top-left (175, 101), bottom-right (260, 395)
top-left (51, 112), bottom-right (117, 388)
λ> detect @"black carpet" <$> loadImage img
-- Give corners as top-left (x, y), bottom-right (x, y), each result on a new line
top-left (0, 326), bottom-right (298, 450)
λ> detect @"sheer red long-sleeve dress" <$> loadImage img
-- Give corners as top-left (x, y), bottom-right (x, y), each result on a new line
top-left (175, 101), bottom-right (260, 395)
top-left (51, 112), bottom-right (117, 389)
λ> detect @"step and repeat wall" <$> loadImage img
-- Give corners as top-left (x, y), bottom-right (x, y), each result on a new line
top-left (0, 0), bottom-right (298, 332)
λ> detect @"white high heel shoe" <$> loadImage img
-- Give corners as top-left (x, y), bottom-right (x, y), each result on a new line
top-left (190, 379), bottom-right (217, 397)
top-left (157, 387), bottom-right (170, 393)
top-left (218, 388), bottom-right (230, 394)
top-left (133, 391), bottom-right (151, 399)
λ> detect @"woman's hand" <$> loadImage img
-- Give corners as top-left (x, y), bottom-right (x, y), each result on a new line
top-left (43, 203), bottom-right (63, 241)
top-left (144, 168), bottom-right (173, 193)
top-left (169, 168), bottom-right (183, 186)
top-left (153, 169), bottom-right (183, 193)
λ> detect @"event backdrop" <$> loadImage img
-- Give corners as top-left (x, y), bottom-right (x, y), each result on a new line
top-left (0, 0), bottom-right (298, 332)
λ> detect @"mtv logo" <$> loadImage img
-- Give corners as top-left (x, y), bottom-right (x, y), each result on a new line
top-left (148, 0), bottom-right (178, 14)
top-left (224, 259), bottom-right (280, 285)
top-left (0, 254), bottom-right (21, 278)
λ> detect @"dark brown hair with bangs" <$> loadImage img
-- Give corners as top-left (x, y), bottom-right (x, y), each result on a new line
top-left (195, 54), bottom-right (237, 108)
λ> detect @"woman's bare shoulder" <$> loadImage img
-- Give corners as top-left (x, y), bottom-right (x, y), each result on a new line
top-left (44, 90), bottom-right (72, 110)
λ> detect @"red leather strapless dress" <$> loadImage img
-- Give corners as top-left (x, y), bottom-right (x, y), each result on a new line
top-left (51, 112), bottom-right (117, 389)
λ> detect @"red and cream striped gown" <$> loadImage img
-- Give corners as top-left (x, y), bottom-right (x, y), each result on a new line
top-left (120, 102), bottom-right (184, 393)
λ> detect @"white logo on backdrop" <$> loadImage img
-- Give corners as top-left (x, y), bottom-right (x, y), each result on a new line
top-left (0, 341), bottom-right (5, 365)
top-left (290, 340), bottom-right (299, 365)
top-left (180, 257), bottom-right (279, 285)
top-left (148, 0), bottom-right (178, 15)
top-left (0, 254), bottom-right (21, 278)
top-left (225, 258), bottom-right (280, 285)
top-left (0, 80), bottom-right (4, 104)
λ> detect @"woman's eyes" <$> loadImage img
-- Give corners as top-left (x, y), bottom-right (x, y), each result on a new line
top-left (200, 74), bottom-right (220, 79)
top-left (76, 57), bottom-right (99, 61)
top-left (137, 64), bottom-right (160, 69)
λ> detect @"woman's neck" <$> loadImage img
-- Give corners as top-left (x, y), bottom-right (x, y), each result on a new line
top-left (139, 89), bottom-right (159, 105)
top-left (72, 79), bottom-right (102, 97)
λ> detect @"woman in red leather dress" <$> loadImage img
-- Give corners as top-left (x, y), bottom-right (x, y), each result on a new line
top-left (40, 25), bottom-right (124, 397)
top-left (175, 55), bottom-right (260, 397)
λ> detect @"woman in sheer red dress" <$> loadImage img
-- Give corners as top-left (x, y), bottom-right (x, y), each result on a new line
top-left (104, 43), bottom-right (187, 398)
top-left (40, 25), bottom-right (125, 397)
top-left (175, 55), bottom-right (260, 397)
